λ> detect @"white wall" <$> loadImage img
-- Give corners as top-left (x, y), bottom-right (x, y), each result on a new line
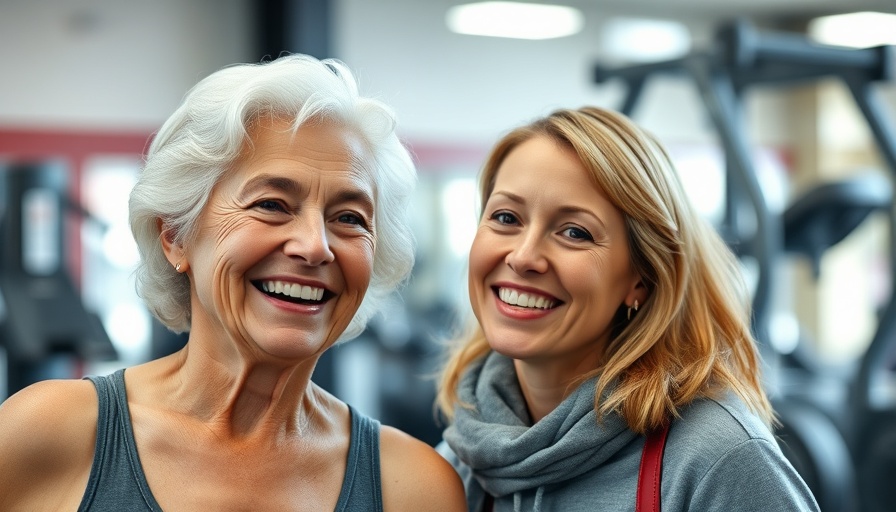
top-left (0, 0), bottom-right (764, 146)
top-left (0, 0), bottom-right (822, 154)
top-left (335, 0), bottom-right (728, 146)
top-left (2, 0), bottom-right (891, 151)
top-left (0, 0), bottom-right (253, 130)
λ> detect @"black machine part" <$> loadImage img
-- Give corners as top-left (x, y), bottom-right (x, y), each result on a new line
top-left (0, 163), bottom-right (117, 394)
top-left (593, 18), bottom-right (896, 512)
top-left (783, 173), bottom-right (892, 278)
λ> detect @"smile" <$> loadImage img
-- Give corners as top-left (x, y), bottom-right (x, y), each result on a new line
top-left (496, 287), bottom-right (557, 310)
top-left (257, 280), bottom-right (328, 304)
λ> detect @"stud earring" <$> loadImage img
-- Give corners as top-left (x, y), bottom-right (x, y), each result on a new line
top-left (175, 262), bottom-right (182, 272)
top-left (627, 299), bottom-right (639, 321)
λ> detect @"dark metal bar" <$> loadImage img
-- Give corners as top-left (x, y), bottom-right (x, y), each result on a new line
top-left (847, 77), bottom-right (896, 174)
top-left (618, 77), bottom-right (646, 117)
top-left (593, 56), bottom-right (691, 85)
top-left (845, 74), bottom-right (896, 412)
top-left (687, 58), bottom-right (779, 346)
top-left (719, 20), bottom-right (891, 80)
top-left (731, 64), bottom-right (854, 88)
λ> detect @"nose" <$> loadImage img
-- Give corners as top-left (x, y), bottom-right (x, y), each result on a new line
top-left (283, 214), bottom-right (335, 266)
top-left (505, 231), bottom-right (548, 275)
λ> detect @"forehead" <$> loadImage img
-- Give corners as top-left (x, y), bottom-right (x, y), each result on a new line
top-left (491, 135), bottom-right (624, 221)
top-left (227, 117), bottom-right (375, 190)
top-left (492, 136), bottom-right (594, 194)
top-left (244, 117), bottom-right (369, 166)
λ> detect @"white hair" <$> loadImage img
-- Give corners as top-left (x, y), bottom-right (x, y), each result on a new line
top-left (129, 54), bottom-right (416, 341)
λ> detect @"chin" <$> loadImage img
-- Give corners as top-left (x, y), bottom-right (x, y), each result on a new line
top-left (255, 334), bottom-right (330, 362)
top-left (485, 335), bottom-right (538, 361)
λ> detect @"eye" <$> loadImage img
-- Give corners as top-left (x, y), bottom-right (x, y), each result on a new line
top-left (491, 211), bottom-right (519, 225)
top-left (253, 199), bottom-right (288, 213)
top-left (337, 212), bottom-right (369, 229)
top-left (561, 226), bottom-right (594, 242)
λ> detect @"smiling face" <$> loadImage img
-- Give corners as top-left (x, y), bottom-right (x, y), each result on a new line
top-left (170, 118), bottom-right (376, 363)
top-left (469, 135), bottom-right (644, 373)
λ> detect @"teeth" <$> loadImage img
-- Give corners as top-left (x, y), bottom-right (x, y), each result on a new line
top-left (261, 280), bottom-right (325, 301)
top-left (498, 287), bottom-right (555, 309)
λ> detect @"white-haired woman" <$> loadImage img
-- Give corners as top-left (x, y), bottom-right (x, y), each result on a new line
top-left (0, 54), bottom-right (465, 511)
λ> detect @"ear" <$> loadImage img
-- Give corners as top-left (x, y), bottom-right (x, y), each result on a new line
top-left (625, 279), bottom-right (649, 309)
top-left (158, 218), bottom-right (187, 272)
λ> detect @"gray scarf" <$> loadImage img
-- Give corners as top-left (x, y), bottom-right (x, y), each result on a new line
top-left (443, 352), bottom-right (636, 511)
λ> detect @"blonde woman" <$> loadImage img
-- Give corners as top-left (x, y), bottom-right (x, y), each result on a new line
top-left (437, 107), bottom-right (818, 512)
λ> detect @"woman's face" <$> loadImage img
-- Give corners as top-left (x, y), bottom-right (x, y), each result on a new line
top-left (183, 118), bottom-right (376, 361)
top-left (468, 135), bottom-right (642, 372)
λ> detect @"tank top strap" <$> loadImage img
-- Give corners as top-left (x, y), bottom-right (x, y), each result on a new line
top-left (79, 369), bottom-right (159, 511)
top-left (335, 405), bottom-right (383, 512)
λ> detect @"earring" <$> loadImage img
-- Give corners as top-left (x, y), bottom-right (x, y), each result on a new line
top-left (175, 262), bottom-right (182, 272)
top-left (627, 299), bottom-right (639, 321)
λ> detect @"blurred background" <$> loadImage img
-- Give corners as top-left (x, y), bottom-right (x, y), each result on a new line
top-left (2, 0), bottom-right (896, 510)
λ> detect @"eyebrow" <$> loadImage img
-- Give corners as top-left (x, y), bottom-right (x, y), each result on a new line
top-left (240, 173), bottom-right (375, 213)
top-left (333, 188), bottom-right (375, 215)
top-left (240, 174), bottom-right (302, 199)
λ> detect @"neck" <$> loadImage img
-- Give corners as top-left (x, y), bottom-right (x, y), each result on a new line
top-left (512, 350), bottom-right (603, 423)
top-left (149, 338), bottom-right (324, 440)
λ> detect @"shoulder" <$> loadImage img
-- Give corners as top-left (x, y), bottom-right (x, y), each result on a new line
top-left (0, 378), bottom-right (98, 508)
top-left (0, 378), bottom-right (98, 460)
top-left (674, 391), bottom-right (774, 445)
top-left (667, 391), bottom-right (778, 471)
top-left (664, 393), bottom-right (818, 510)
top-left (379, 425), bottom-right (466, 512)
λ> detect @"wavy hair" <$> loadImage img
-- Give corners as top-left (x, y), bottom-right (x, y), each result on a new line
top-left (436, 107), bottom-right (772, 433)
top-left (129, 54), bottom-right (416, 340)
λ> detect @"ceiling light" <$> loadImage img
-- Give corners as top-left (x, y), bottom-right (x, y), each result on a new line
top-left (808, 11), bottom-right (896, 48)
top-left (446, 1), bottom-right (584, 40)
top-left (601, 17), bottom-right (691, 63)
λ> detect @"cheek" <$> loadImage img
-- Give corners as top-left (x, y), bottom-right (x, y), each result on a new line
top-left (467, 233), bottom-right (497, 313)
top-left (342, 238), bottom-right (375, 292)
top-left (468, 228), bottom-right (498, 278)
top-left (578, 252), bottom-right (633, 307)
top-left (201, 212), bottom-right (266, 264)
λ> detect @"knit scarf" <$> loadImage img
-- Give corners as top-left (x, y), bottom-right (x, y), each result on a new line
top-left (443, 351), bottom-right (636, 511)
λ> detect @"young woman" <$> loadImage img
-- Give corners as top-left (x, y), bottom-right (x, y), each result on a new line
top-left (438, 107), bottom-right (818, 511)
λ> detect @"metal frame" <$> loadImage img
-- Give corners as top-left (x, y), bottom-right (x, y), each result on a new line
top-left (593, 19), bottom-right (896, 511)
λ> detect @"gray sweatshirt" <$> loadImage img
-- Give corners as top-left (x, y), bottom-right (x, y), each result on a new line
top-left (440, 352), bottom-right (819, 512)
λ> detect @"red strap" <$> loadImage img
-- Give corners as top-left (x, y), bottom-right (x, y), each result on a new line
top-left (636, 423), bottom-right (670, 512)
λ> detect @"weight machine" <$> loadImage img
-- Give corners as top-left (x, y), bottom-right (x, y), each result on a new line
top-left (594, 19), bottom-right (896, 512)
top-left (0, 162), bottom-right (117, 399)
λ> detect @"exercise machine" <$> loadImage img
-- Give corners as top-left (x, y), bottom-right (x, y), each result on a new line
top-left (594, 19), bottom-right (896, 512)
top-left (0, 161), bottom-right (117, 399)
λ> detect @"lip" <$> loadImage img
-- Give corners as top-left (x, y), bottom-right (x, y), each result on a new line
top-left (490, 282), bottom-right (561, 320)
top-left (251, 275), bottom-right (335, 314)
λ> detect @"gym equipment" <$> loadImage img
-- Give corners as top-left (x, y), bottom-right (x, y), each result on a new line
top-left (0, 162), bottom-right (117, 399)
top-left (594, 19), bottom-right (896, 512)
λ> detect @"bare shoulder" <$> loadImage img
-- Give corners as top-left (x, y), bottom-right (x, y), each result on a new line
top-left (380, 425), bottom-right (466, 512)
top-left (0, 378), bottom-right (98, 458)
top-left (0, 378), bottom-right (98, 509)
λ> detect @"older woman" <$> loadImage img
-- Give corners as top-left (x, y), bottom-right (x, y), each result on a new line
top-left (0, 54), bottom-right (464, 511)
top-left (437, 107), bottom-right (819, 511)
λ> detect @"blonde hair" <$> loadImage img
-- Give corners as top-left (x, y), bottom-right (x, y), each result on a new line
top-left (436, 107), bottom-right (772, 434)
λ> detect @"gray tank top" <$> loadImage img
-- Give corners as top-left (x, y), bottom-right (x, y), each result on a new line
top-left (79, 369), bottom-right (383, 511)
